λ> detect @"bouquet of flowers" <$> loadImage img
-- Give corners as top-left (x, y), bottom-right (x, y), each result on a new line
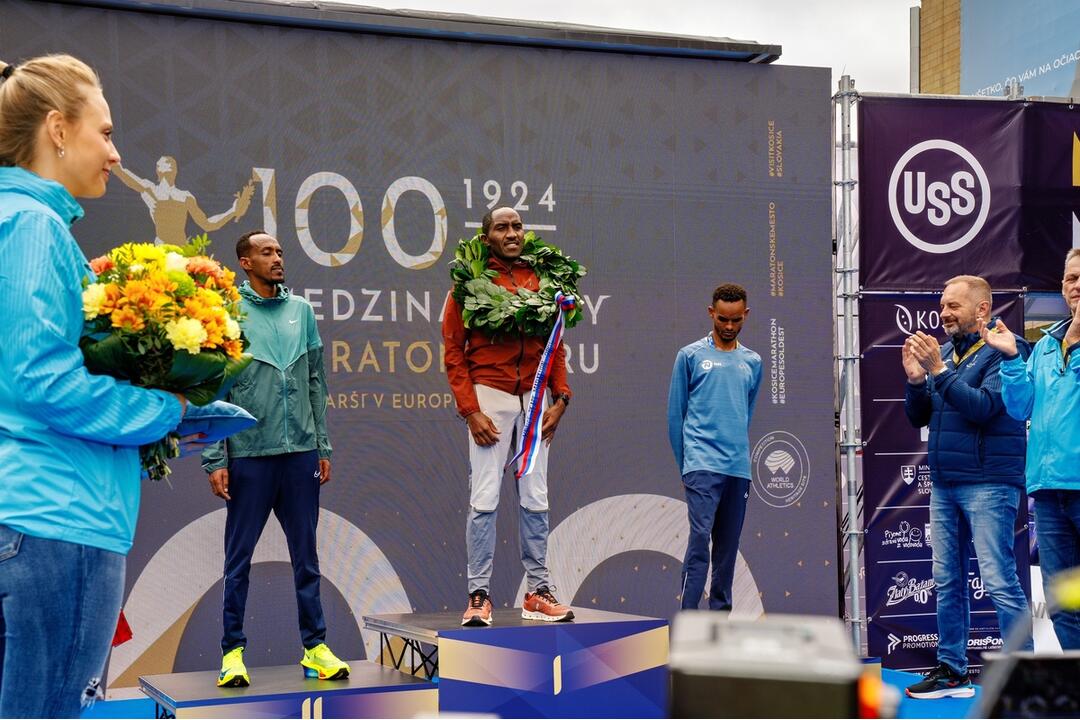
top-left (80, 235), bottom-right (253, 481)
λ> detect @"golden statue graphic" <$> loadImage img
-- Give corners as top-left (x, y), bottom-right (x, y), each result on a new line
top-left (114, 156), bottom-right (254, 245)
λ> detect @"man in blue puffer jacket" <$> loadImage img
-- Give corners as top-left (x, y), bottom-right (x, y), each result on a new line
top-left (902, 275), bottom-right (1032, 699)
top-left (985, 249), bottom-right (1080, 650)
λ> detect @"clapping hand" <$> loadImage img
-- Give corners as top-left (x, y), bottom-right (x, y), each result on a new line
top-left (906, 331), bottom-right (946, 375)
top-left (901, 339), bottom-right (926, 384)
top-left (979, 317), bottom-right (1018, 358)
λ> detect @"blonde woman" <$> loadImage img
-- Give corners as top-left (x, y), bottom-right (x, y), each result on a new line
top-left (0, 55), bottom-right (189, 718)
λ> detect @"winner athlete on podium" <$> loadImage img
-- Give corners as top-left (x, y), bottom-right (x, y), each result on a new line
top-left (442, 207), bottom-right (576, 627)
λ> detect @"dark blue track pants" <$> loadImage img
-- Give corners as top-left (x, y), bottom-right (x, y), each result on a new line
top-left (680, 470), bottom-right (750, 611)
top-left (221, 450), bottom-right (327, 653)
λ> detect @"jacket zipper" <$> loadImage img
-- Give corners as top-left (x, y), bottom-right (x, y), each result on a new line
top-left (281, 367), bottom-right (290, 450)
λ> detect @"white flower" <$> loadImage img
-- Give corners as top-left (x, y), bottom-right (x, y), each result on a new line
top-left (165, 252), bottom-right (188, 273)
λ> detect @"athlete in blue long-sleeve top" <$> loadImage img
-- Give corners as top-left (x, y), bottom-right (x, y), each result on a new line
top-left (668, 283), bottom-right (761, 611)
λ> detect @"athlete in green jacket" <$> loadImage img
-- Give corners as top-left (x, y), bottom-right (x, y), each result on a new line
top-left (201, 231), bottom-right (346, 688)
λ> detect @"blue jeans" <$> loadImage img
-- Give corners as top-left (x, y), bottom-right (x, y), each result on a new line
top-left (0, 525), bottom-right (125, 718)
top-left (465, 385), bottom-right (553, 596)
top-left (681, 471), bottom-right (749, 611)
top-left (1032, 490), bottom-right (1080, 649)
top-left (222, 451), bottom-right (326, 653)
top-left (467, 506), bottom-right (551, 595)
top-left (931, 483), bottom-right (1031, 674)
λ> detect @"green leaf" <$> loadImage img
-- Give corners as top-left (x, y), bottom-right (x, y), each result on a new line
top-left (80, 334), bottom-right (137, 380)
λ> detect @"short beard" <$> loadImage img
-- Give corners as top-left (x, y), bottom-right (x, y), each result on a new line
top-left (948, 322), bottom-right (976, 340)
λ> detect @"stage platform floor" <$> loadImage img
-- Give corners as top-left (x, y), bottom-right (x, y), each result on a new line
top-left (83, 666), bottom-right (978, 718)
top-left (363, 606), bottom-right (662, 643)
top-left (138, 659), bottom-right (435, 718)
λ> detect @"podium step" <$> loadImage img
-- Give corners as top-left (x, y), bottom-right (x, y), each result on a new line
top-left (364, 607), bottom-right (669, 718)
top-left (138, 659), bottom-right (436, 718)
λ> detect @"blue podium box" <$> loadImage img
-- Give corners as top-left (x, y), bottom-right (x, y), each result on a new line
top-left (437, 609), bottom-right (668, 718)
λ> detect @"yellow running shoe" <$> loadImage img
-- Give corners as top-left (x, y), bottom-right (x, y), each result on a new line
top-left (300, 643), bottom-right (350, 680)
top-left (217, 646), bottom-right (250, 688)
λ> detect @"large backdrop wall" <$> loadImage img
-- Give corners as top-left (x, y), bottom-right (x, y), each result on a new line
top-left (4, 0), bottom-right (836, 687)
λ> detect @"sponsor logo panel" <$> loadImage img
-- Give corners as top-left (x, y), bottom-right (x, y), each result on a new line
top-left (750, 431), bottom-right (810, 508)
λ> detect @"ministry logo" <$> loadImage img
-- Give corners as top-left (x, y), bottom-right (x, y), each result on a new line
top-left (751, 431), bottom-right (810, 508)
top-left (887, 139), bottom-right (991, 254)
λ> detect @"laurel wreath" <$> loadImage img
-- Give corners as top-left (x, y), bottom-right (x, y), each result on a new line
top-left (449, 231), bottom-right (587, 338)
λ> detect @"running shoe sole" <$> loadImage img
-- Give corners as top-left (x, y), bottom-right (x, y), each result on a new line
top-left (905, 686), bottom-right (975, 699)
top-left (217, 674), bottom-right (249, 688)
top-left (461, 614), bottom-right (493, 627)
top-left (302, 666), bottom-right (350, 680)
top-left (521, 609), bottom-right (575, 622)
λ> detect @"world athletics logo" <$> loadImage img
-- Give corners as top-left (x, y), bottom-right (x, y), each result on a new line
top-left (750, 431), bottom-right (810, 508)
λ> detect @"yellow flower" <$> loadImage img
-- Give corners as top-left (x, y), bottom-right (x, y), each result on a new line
top-left (131, 243), bottom-right (167, 269)
top-left (82, 283), bottom-right (108, 319)
top-left (197, 288), bottom-right (224, 307)
top-left (165, 317), bottom-right (208, 354)
top-left (224, 317), bottom-right (241, 340)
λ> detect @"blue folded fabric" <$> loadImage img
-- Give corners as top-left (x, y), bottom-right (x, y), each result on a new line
top-left (175, 400), bottom-right (256, 442)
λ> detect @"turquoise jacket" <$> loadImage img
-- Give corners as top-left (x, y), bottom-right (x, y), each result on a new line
top-left (1000, 318), bottom-right (1080, 494)
top-left (0, 167), bottom-right (183, 555)
top-left (201, 282), bottom-right (331, 471)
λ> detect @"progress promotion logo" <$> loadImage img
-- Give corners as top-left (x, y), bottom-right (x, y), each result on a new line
top-left (751, 431), bottom-right (810, 508)
top-left (887, 140), bottom-right (991, 254)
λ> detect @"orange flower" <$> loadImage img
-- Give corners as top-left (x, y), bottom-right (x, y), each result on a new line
top-left (186, 256), bottom-right (223, 284)
top-left (103, 284), bottom-right (123, 314)
top-left (145, 270), bottom-right (178, 296)
top-left (201, 314), bottom-right (228, 348)
top-left (222, 338), bottom-right (244, 360)
top-left (89, 255), bottom-right (114, 275)
top-left (122, 280), bottom-right (170, 318)
top-left (110, 303), bottom-right (146, 332)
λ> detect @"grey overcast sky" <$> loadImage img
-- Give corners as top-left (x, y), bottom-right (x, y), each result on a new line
top-left (320, 0), bottom-right (914, 93)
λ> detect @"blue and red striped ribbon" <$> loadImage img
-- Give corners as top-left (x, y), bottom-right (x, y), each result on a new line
top-left (506, 291), bottom-right (575, 479)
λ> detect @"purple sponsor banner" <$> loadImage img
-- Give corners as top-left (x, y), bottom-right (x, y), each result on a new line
top-left (860, 293), bottom-right (1030, 670)
top-left (1021, 103), bottom-right (1080, 279)
top-left (860, 97), bottom-right (1080, 292)
top-left (859, 97), bottom-right (1026, 291)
